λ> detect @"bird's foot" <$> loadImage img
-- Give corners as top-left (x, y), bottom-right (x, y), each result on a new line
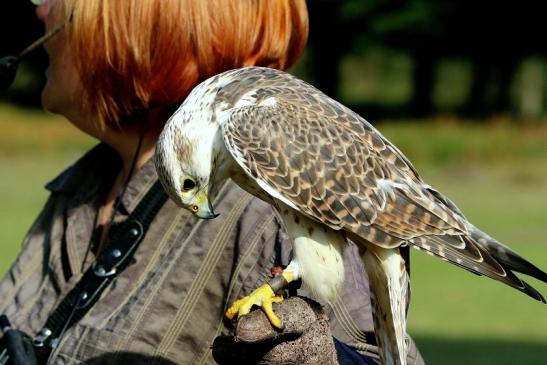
top-left (225, 283), bottom-right (285, 329)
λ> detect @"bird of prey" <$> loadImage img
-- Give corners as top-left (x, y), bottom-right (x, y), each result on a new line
top-left (155, 66), bottom-right (547, 365)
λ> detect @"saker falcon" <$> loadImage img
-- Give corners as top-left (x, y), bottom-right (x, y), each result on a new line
top-left (155, 66), bottom-right (547, 365)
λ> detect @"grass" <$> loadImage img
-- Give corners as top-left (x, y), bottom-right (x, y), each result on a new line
top-left (0, 103), bottom-right (546, 364)
top-left (0, 103), bottom-right (95, 270)
top-left (380, 117), bottom-right (547, 363)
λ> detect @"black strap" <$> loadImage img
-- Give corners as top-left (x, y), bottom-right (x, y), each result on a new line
top-left (33, 180), bottom-right (167, 361)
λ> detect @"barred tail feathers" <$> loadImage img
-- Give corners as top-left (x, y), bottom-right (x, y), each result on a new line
top-left (410, 233), bottom-right (546, 303)
top-left (467, 224), bottom-right (547, 283)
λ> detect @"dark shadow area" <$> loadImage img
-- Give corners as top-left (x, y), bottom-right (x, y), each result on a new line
top-left (304, 0), bottom-right (547, 119)
top-left (80, 337), bottom-right (547, 364)
top-left (211, 335), bottom-right (301, 365)
top-left (3, 0), bottom-right (547, 118)
top-left (0, 1), bottom-right (46, 106)
top-left (414, 336), bottom-right (547, 365)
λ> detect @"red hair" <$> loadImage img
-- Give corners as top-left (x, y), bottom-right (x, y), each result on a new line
top-left (60, 0), bottom-right (308, 130)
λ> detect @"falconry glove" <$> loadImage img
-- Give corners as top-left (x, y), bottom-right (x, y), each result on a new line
top-left (212, 296), bottom-right (339, 365)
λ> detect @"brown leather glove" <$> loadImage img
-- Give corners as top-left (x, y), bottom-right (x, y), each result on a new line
top-left (212, 296), bottom-right (339, 365)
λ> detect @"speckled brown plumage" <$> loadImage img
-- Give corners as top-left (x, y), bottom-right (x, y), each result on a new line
top-left (216, 67), bottom-right (546, 302)
top-left (155, 66), bottom-right (547, 365)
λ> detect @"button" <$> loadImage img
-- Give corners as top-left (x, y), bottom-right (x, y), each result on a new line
top-left (95, 265), bottom-right (106, 276)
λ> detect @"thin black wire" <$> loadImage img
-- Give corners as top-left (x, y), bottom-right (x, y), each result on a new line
top-left (108, 134), bottom-right (144, 229)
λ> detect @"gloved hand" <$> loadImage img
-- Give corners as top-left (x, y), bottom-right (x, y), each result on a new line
top-left (212, 296), bottom-right (339, 365)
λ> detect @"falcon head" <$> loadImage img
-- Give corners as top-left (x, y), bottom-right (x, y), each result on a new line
top-left (155, 66), bottom-right (279, 219)
top-left (155, 127), bottom-right (219, 219)
top-left (154, 77), bottom-right (225, 220)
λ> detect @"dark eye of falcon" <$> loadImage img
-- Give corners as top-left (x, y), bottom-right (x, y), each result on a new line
top-left (182, 179), bottom-right (196, 192)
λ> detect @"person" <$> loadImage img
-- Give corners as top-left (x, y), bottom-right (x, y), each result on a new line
top-left (0, 0), bottom-right (424, 364)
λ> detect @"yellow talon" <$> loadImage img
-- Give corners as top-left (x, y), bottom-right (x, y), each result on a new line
top-left (225, 283), bottom-right (285, 329)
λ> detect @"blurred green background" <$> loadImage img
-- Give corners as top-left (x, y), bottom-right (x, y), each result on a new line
top-left (1, 0), bottom-right (546, 364)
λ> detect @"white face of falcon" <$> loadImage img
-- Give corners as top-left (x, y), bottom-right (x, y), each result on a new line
top-left (155, 76), bottom-right (225, 219)
top-left (156, 67), bottom-right (274, 219)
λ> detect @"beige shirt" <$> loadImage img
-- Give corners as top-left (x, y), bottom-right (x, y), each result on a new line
top-left (0, 144), bottom-right (423, 364)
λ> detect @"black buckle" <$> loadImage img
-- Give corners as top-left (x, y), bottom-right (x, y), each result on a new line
top-left (32, 327), bottom-right (52, 348)
top-left (92, 220), bottom-right (143, 278)
top-left (75, 221), bottom-right (144, 309)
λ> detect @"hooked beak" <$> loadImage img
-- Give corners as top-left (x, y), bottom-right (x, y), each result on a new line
top-left (191, 193), bottom-right (219, 219)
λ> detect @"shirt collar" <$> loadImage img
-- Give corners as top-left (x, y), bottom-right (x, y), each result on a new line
top-left (45, 142), bottom-right (159, 215)
top-left (45, 143), bottom-right (120, 197)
